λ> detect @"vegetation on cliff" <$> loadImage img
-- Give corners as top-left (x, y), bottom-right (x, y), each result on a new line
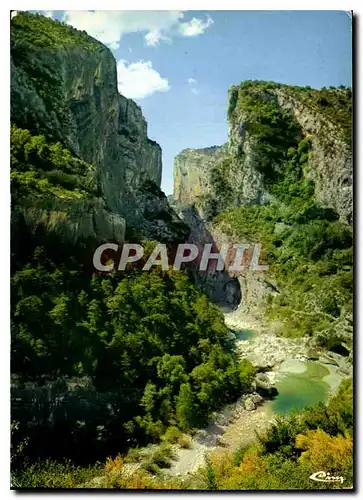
top-left (12, 252), bottom-right (254, 468)
top-left (228, 80), bottom-right (352, 146)
top-left (10, 12), bottom-right (255, 485)
top-left (12, 378), bottom-right (353, 489)
top-left (196, 378), bottom-right (353, 490)
top-left (10, 11), bottom-right (353, 490)
top-left (11, 124), bottom-right (99, 201)
top-left (212, 81), bottom-right (353, 350)
top-left (11, 11), bottom-right (102, 49)
top-left (215, 181), bottom-right (353, 350)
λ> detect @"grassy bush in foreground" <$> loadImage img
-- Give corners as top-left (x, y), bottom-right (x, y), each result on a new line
top-left (161, 426), bottom-right (191, 448)
top-left (11, 459), bottom-right (102, 488)
top-left (196, 379), bottom-right (353, 490)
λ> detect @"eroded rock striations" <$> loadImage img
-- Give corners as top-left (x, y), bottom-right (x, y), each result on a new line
top-left (275, 89), bottom-right (352, 223)
top-left (173, 81), bottom-right (353, 353)
top-left (174, 82), bottom-right (352, 224)
top-left (173, 145), bottom-right (228, 206)
top-left (11, 12), bottom-right (186, 246)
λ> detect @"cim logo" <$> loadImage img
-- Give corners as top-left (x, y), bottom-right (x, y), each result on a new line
top-left (309, 471), bottom-right (344, 485)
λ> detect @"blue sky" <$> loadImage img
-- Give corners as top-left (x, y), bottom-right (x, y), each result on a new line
top-left (38, 10), bottom-right (352, 195)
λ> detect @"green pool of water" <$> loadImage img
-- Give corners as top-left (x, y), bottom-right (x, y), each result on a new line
top-left (269, 361), bottom-right (330, 415)
top-left (234, 329), bottom-right (255, 341)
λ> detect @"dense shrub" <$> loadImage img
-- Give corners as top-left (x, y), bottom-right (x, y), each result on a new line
top-left (196, 379), bottom-right (353, 490)
top-left (214, 114), bottom-right (352, 343)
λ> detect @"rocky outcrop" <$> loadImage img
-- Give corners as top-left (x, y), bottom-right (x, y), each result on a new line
top-left (173, 82), bottom-right (352, 224)
top-left (242, 392), bottom-right (264, 411)
top-left (13, 198), bottom-right (126, 247)
top-left (178, 207), bottom-right (241, 309)
top-left (236, 273), bottom-right (280, 323)
top-left (254, 373), bottom-right (278, 397)
top-left (275, 90), bottom-right (352, 223)
top-left (11, 12), bottom-right (186, 243)
top-left (227, 83), bottom-right (352, 223)
top-left (173, 145), bottom-right (228, 205)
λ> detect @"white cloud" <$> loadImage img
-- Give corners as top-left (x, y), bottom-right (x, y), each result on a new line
top-left (179, 15), bottom-right (213, 37)
top-left (117, 60), bottom-right (170, 99)
top-left (43, 11), bottom-right (54, 18)
top-left (191, 88), bottom-right (200, 95)
top-left (145, 31), bottom-right (162, 47)
top-left (144, 30), bottom-right (171, 47)
top-left (62, 11), bottom-right (127, 49)
top-left (187, 77), bottom-right (197, 85)
top-left (61, 11), bottom-right (213, 50)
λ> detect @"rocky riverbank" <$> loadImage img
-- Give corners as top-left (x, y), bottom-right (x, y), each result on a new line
top-left (166, 313), bottom-right (352, 478)
top-left (225, 312), bottom-right (352, 394)
top-left (167, 395), bottom-right (273, 477)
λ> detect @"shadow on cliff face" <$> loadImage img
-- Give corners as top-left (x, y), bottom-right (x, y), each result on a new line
top-left (179, 207), bottom-right (242, 312)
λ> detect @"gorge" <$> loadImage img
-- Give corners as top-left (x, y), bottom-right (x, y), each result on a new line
top-left (10, 12), bottom-right (353, 490)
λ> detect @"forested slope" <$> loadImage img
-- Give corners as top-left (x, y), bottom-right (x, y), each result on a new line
top-left (11, 12), bottom-right (252, 473)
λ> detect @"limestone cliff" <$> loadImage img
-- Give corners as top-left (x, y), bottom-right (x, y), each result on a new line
top-left (174, 81), bottom-right (352, 224)
top-left (11, 12), bottom-right (186, 246)
top-left (274, 89), bottom-right (352, 223)
top-left (173, 145), bottom-right (228, 206)
top-left (173, 81), bottom-right (352, 353)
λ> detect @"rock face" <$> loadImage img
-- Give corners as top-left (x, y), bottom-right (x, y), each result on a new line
top-left (178, 207), bottom-right (241, 309)
top-left (173, 145), bottom-right (228, 205)
top-left (275, 90), bottom-right (352, 224)
top-left (11, 12), bottom-right (186, 244)
top-left (173, 82), bottom-right (352, 224)
top-left (172, 81), bottom-right (352, 341)
top-left (14, 199), bottom-right (126, 247)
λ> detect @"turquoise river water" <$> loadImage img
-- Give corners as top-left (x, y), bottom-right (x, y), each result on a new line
top-left (235, 330), bottom-right (330, 415)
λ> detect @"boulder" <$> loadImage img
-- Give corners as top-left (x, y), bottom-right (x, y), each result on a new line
top-left (255, 373), bottom-right (278, 397)
top-left (244, 397), bottom-right (256, 411)
top-left (243, 392), bottom-right (264, 411)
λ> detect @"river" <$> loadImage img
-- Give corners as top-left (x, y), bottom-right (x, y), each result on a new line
top-left (235, 329), bottom-right (331, 415)
top-left (167, 322), bottom-right (349, 477)
top-left (269, 358), bottom-right (329, 414)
